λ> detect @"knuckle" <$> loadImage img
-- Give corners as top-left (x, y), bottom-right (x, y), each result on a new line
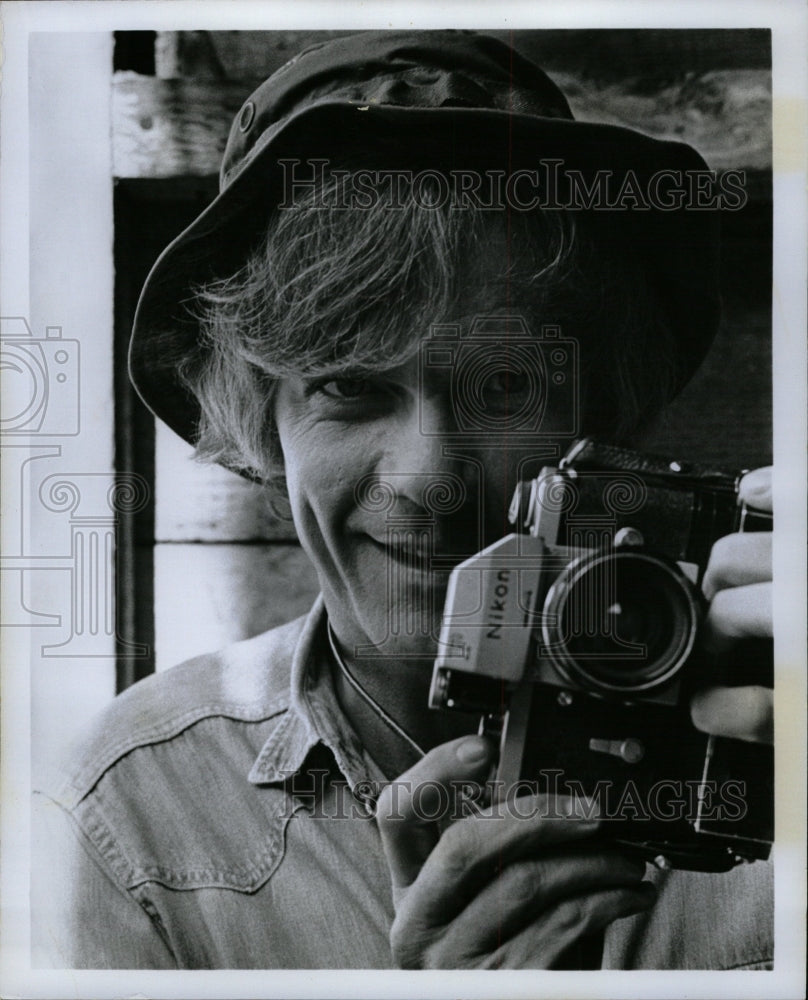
top-left (507, 859), bottom-right (547, 907)
top-left (554, 895), bottom-right (584, 934)
top-left (706, 586), bottom-right (737, 630)
top-left (709, 532), bottom-right (739, 572)
top-left (704, 532), bottom-right (772, 600)
top-left (703, 533), bottom-right (742, 593)
top-left (436, 820), bottom-right (477, 879)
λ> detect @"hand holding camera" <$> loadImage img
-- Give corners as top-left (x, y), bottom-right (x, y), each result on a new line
top-left (428, 439), bottom-right (773, 872)
top-left (377, 448), bottom-right (772, 968)
top-left (376, 735), bottom-right (657, 969)
top-left (691, 465), bottom-right (773, 744)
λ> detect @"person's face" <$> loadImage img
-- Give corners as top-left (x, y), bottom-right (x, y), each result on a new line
top-left (274, 233), bottom-right (578, 661)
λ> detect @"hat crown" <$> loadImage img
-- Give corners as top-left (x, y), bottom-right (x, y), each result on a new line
top-left (221, 30), bottom-right (574, 189)
top-left (131, 30), bottom-right (721, 475)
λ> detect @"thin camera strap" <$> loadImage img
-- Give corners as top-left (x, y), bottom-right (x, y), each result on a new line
top-left (326, 621), bottom-right (426, 760)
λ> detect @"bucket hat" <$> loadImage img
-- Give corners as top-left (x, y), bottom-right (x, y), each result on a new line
top-left (130, 29), bottom-right (723, 473)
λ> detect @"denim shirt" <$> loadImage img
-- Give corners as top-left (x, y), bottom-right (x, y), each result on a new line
top-left (32, 597), bottom-right (773, 970)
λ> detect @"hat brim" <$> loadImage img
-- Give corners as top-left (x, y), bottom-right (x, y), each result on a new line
top-left (130, 101), bottom-right (721, 467)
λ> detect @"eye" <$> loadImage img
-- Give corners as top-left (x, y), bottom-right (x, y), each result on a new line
top-left (313, 377), bottom-right (374, 400)
top-left (483, 367), bottom-right (532, 396)
top-left (303, 375), bottom-right (399, 417)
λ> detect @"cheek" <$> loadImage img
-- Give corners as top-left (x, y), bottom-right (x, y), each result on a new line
top-left (278, 422), bottom-right (374, 535)
top-left (280, 447), bottom-right (350, 584)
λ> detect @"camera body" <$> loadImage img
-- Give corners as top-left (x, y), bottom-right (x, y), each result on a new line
top-left (429, 439), bottom-right (773, 871)
top-left (0, 318), bottom-right (80, 436)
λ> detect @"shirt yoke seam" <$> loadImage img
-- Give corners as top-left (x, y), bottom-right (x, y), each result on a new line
top-left (79, 787), bottom-right (308, 891)
top-left (60, 696), bottom-right (291, 806)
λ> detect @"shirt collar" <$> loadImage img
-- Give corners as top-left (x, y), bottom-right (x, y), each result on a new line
top-left (247, 596), bottom-right (386, 799)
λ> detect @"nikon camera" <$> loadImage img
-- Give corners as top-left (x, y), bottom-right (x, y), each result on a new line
top-left (429, 439), bottom-right (773, 872)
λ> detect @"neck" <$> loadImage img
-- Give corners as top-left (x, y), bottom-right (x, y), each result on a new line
top-left (327, 623), bottom-right (476, 779)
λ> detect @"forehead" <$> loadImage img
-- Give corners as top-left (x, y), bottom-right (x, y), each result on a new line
top-left (403, 214), bottom-right (565, 353)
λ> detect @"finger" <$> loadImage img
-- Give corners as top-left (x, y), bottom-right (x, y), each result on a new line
top-left (396, 794), bottom-right (601, 926)
top-left (438, 850), bottom-right (648, 958)
top-left (376, 735), bottom-right (493, 892)
top-left (477, 884), bottom-right (656, 969)
top-left (701, 581), bottom-right (771, 654)
top-left (690, 685), bottom-right (773, 744)
top-left (542, 884), bottom-right (658, 968)
top-left (702, 532), bottom-right (771, 602)
top-left (738, 466), bottom-right (772, 513)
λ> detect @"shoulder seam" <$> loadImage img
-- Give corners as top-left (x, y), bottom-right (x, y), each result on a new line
top-left (33, 788), bottom-right (179, 963)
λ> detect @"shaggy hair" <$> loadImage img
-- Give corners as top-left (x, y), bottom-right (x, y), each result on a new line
top-left (182, 168), bottom-right (678, 482)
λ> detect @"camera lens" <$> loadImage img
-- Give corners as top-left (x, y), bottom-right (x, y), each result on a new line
top-left (542, 549), bottom-right (700, 694)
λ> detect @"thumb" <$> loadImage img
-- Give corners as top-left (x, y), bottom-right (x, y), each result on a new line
top-left (376, 735), bottom-right (493, 893)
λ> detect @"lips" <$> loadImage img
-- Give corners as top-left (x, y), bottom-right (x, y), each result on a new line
top-left (367, 532), bottom-right (430, 562)
top-left (366, 531), bottom-right (477, 570)
top-left (360, 506), bottom-right (492, 569)
top-left (384, 538), bottom-right (436, 564)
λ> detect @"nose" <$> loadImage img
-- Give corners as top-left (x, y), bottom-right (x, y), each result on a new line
top-left (370, 394), bottom-right (476, 519)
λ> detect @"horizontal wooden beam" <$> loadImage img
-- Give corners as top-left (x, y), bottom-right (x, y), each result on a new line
top-left (556, 69), bottom-right (771, 174)
top-left (112, 70), bottom-right (771, 180)
top-left (113, 72), bottom-right (248, 178)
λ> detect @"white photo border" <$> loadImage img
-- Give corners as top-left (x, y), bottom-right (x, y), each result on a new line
top-left (1, 2), bottom-right (805, 998)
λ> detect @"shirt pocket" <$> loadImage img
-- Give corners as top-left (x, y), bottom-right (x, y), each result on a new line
top-left (73, 720), bottom-right (307, 893)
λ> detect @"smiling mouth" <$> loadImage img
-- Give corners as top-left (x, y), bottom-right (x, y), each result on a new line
top-left (385, 542), bottom-right (434, 564)
top-left (367, 534), bottom-right (470, 570)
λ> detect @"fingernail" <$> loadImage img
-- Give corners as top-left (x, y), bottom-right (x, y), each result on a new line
top-left (456, 737), bottom-right (491, 764)
top-left (739, 467), bottom-right (771, 501)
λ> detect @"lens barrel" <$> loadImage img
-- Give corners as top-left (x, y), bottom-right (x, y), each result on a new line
top-left (542, 548), bottom-right (701, 695)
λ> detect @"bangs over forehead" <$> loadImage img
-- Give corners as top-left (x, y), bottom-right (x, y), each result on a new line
top-left (195, 170), bottom-right (579, 379)
top-left (185, 167), bottom-right (676, 481)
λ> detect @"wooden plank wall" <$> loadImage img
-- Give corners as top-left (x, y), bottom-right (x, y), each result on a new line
top-left (112, 30), bottom-right (772, 672)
